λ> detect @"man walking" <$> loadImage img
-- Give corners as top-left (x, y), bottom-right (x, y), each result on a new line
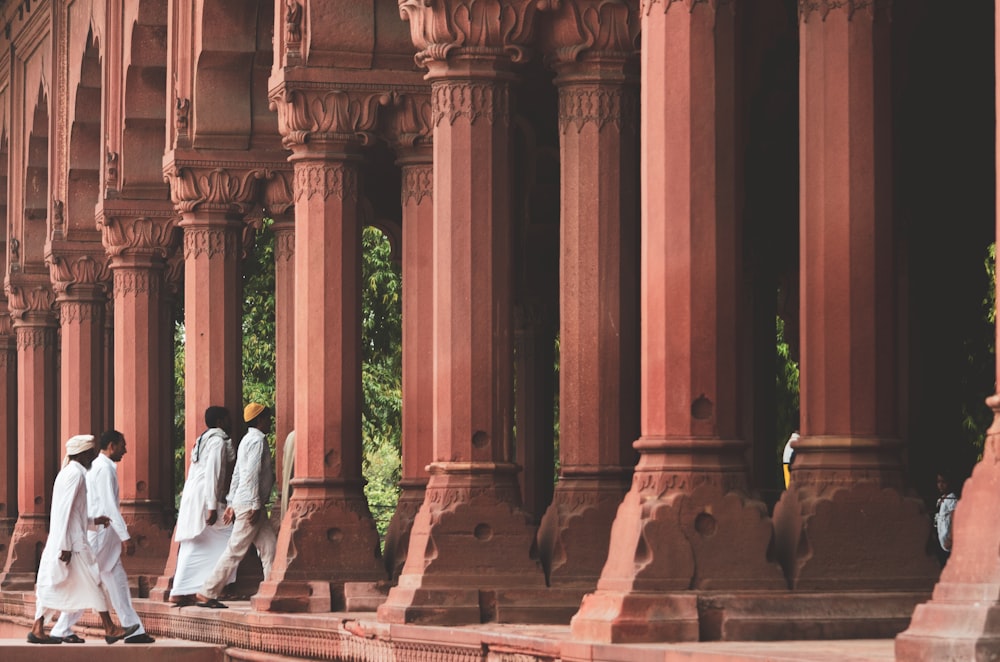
top-left (171, 406), bottom-right (236, 605)
top-left (50, 430), bottom-right (155, 644)
top-left (195, 403), bottom-right (276, 608)
top-left (30, 434), bottom-right (139, 644)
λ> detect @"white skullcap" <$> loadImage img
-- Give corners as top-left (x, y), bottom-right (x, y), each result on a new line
top-left (62, 434), bottom-right (96, 467)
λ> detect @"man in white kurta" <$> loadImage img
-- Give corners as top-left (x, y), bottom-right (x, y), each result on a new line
top-left (51, 430), bottom-right (155, 644)
top-left (170, 406), bottom-right (236, 604)
top-left (30, 435), bottom-right (138, 644)
top-left (197, 403), bottom-right (276, 607)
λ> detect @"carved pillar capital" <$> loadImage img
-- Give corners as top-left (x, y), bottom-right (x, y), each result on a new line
top-left (269, 83), bottom-right (387, 149)
top-left (262, 168), bottom-right (295, 217)
top-left (5, 280), bottom-right (56, 321)
top-left (432, 80), bottom-right (512, 126)
top-left (397, 0), bottom-right (557, 70)
top-left (164, 160), bottom-right (274, 215)
top-left (798, 0), bottom-right (889, 22)
top-left (45, 251), bottom-right (112, 298)
top-left (292, 161), bottom-right (361, 203)
top-left (542, 0), bottom-right (640, 67)
top-left (97, 206), bottom-right (180, 262)
top-left (272, 216), bottom-right (296, 264)
top-left (181, 224), bottom-right (244, 261)
top-left (382, 91), bottom-right (434, 152)
top-left (400, 159), bottom-right (434, 208)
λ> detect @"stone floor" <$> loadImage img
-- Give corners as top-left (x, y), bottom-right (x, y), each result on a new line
top-left (0, 592), bottom-right (901, 661)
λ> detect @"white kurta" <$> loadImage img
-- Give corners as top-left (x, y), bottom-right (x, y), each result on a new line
top-left (35, 461), bottom-right (107, 615)
top-left (51, 453), bottom-right (147, 638)
top-left (171, 428), bottom-right (235, 596)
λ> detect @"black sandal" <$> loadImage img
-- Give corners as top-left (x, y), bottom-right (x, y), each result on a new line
top-left (194, 598), bottom-right (228, 609)
top-left (60, 634), bottom-right (86, 643)
top-left (170, 595), bottom-right (196, 607)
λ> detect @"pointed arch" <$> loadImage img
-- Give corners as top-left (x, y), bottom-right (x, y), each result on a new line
top-left (66, 28), bottom-right (102, 237)
top-left (23, 83), bottom-right (49, 265)
top-left (121, 0), bottom-right (168, 194)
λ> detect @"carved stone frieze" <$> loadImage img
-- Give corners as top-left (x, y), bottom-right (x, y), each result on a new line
top-left (432, 80), bottom-right (510, 126)
top-left (273, 224), bottom-right (296, 263)
top-left (165, 164), bottom-right (268, 214)
top-left (58, 300), bottom-right (105, 324)
top-left (269, 84), bottom-right (388, 148)
top-left (46, 253), bottom-right (112, 296)
top-left (14, 325), bottom-right (56, 349)
top-left (401, 164), bottom-right (433, 207)
top-left (293, 162), bottom-right (359, 202)
top-left (182, 226), bottom-right (242, 261)
top-left (113, 269), bottom-right (162, 298)
top-left (397, 0), bottom-right (557, 67)
top-left (545, 0), bottom-right (639, 64)
top-left (798, 0), bottom-right (888, 22)
top-left (99, 214), bottom-right (179, 259)
top-left (558, 84), bottom-right (637, 133)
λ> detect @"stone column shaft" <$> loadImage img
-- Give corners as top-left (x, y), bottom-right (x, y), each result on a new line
top-left (384, 151), bottom-right (434, 582)
top-left (0, 308), bottom-right (58, 590)
top-left (771, 0), bottom-right (937, 593)
top-left (252, 152), bottom-right (385, 613)
top-left (0, 318), bottom-right (17, 562)
top-left (180, 213), bottom-right (244, 447)
top-left (570, 1), bottom-right (784, 644)
top-left (58, 293), bottom-right (107, 439)
top-left (536, 48), bottom-right (640, 589)
top-left (272, 214), bottom-right (295, 519)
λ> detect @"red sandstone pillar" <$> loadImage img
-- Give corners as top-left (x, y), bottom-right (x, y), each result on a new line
top-left (48, 253), bottom-right (109, 441)
top-left (0, 283), bottom-right (58, 589)
top-left (0, 302), bottom-right (16, 558)
top-left (251, 128), bottom-right (385, 611)
top-left (271, 211), bottom-right (295, 519)
top-left (771, 0), bottom-right (938, 592)
top-left (378, 0), bottom-right (554, 626)
top-left (536, 0), bottom-right (640, 590)
top-left (895, 1), bottom-right (1000, 657)
top-left (569, 0), bottom-right (784, 643)
top-left (99, 207), bottom-right (180, 578)
top-left (383, 143), bottom-right (434, 582)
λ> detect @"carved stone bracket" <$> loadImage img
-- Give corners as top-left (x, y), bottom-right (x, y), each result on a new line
top-left (544, 0), bottom-right (640, 65)
top-left (382, 91), bottom-right (434, 151)
top-left (397, 0), bottom-right (558, 67)
top-left (262, 168), bottom-right (295, 217)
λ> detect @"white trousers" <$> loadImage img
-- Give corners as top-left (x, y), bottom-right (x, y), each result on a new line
top-left (201, 508), bottom-right (276, 599)
top-left (50, 558), bottom-right (145, 637)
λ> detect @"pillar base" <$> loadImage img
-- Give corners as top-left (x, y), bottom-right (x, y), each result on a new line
top-left (896, 590), bottom-right (1000, 661)
top-left (0, 514), bottom-right (48, 590)
top-left (119, 506), bottom-right (174, 580)
top-left (382, 481), bottom-right (426, 582)
top-left (773, 480), bottom-right (939, 591)
top-left (0, 517), bottom-right (15, 567)
top-left (570, 590), bottom-right (700, 643)
top-left (536, 470), bottom-right (630, 587)
top-left (377, 463), bottom-right (547, 625)
top-left (252, 486), bottom-right (386, 612)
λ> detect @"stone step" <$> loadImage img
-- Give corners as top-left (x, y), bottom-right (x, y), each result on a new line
top-left (0, 637), bottom-right (224, 662)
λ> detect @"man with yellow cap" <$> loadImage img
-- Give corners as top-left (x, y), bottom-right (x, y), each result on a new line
top-left (29, 435), bottom-right (139, 644)
top-left (196, 403), bottom-right (276, 608)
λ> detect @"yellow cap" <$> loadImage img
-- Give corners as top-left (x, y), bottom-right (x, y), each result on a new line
top-left (243, 402), bottom-right (266, 423)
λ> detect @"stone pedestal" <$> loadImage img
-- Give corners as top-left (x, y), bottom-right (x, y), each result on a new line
top-left (895, 397), bottom-right (1000, 659)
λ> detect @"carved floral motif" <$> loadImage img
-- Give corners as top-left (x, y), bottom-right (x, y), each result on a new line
top-left (99, 215), bottom-right (179, 258)
top-left (262, 169), bottom-right (295, 217)
top-left (113, 269), bottom-right (162, 298)
top-left (401, 164), bottom-right (433, 207)
top-left (6, 284), bottom-right (55, 320)
top-left (58, 301), bottom-right (105, 324)
top-left (46, 254), bottom-right (111, 295)
top-left (641, 0), bottom-right (730, 14)
top-left (273, 224), bottom-right (296, 263)
top-left (182, 226), bottom-right (242, 260)
top-left (293, 163), bottom-right (359, 202)
top-left (558, 85), bottom-right (637, 133)
top-left (269, 86), bottom-right (385, 148)
top-left (397, 0), bottom-right (557, 66)
top-left (798, 0), bottom-right (887, 21)
top-left (165, 165), bottom-right (267, 214)
top-left (432, 81), bottom-right (510, 126)
top-left (545, 0), bottom-right (639, 64)
top-left (15, 326), bottom-right (57, 349)
top-left (383, 92), bottom-right (434, 150)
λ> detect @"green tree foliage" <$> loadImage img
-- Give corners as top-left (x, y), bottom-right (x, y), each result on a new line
top-left (775, 315), bottom-right (800, 460)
